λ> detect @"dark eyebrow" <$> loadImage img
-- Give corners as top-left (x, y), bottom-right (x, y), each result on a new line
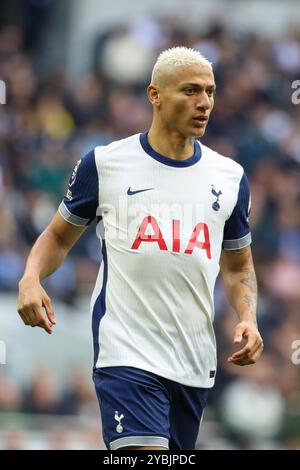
top-left (182, 82), bottom-right (217, 91)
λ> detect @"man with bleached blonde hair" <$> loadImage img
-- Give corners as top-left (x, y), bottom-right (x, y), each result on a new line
top-left (18, 47), bottom-right (263, 450)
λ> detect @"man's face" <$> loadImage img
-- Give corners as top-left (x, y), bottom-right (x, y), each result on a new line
top-left (152, 64), bottom-right (216, 138)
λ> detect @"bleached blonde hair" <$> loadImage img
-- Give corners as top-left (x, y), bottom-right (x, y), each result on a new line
top-left (151, 46), bottom-right (212, 85)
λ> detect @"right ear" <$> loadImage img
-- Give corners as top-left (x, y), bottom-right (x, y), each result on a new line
top-left (147, 84), bottom-right (161, 107)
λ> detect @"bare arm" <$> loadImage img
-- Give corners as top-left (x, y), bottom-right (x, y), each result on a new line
top-left (18, 211), bottom-right (86, 334)
top-left (220, 246), bottom-right (263, 366)
top-left (21, 211), bottom-right (86, 281)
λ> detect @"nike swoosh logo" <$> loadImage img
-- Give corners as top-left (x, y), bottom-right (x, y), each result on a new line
top-left (127, 187), bottom-right (154, 196)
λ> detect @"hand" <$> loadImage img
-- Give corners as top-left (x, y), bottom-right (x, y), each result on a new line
top-left (18, 277), bottom-right (56, 335)
top-left (228, 320), bottom-right (263, 366)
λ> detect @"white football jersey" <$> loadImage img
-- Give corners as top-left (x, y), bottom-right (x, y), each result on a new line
top-left (59, 133), bottom-right (251, 387)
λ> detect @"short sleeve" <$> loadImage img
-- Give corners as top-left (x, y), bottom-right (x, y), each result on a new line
top-left (59, 150), bottom-right (98, 226)
top-left (222, 172), bottom-right (252, 250)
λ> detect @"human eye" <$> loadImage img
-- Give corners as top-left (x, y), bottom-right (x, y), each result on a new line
top-left (207, 89), bottom-right (216, 97)
top-left (184, 87), bottom-right (196, 95)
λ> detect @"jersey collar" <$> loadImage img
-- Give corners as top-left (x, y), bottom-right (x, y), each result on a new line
top-left (139, 132), bottom-right (202, 168)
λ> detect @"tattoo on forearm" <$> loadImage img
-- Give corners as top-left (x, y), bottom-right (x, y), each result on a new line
top-left (243, 294), bottom-right (255, 307)
top-left (222, 248), bottom-right (258, 320)
top-left (240, 267), bottom-right (257, 315)
top-left (240, 267), bottom-right (257, 294)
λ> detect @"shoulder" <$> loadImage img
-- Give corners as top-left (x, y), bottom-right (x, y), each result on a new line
top-left (200, 142), bottom-right (244, 178)
top-left (94, 133), bottom-right (140, 160)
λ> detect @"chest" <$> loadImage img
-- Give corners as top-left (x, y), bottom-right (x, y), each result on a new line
top-left (98, 160), bottom-right (238, 258)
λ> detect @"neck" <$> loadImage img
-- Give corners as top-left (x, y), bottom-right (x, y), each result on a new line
top-left (148, 123), bottom-right (195, 161)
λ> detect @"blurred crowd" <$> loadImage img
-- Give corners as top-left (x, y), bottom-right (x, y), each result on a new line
top-left (0, 14), bottom-right (300, 449)
top-left (0, 366), bottom-right (105, 449)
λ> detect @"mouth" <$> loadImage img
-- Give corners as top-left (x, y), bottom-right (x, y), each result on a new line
top-left (192, 115), bottom-right (209, 127)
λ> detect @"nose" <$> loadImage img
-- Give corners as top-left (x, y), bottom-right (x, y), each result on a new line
top-left (196, 91), bottom-right (212, 111)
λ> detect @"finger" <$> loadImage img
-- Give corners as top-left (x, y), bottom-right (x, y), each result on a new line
top-left (229, 341), bottom-right (263, 365)
top-left (42, 297), bottom-right (56, 325)
top-left (249, 342), bottom-right (264, 362)
top-left (228, 345), bottom-right (251, 361)
top-left (230, 335), bottom-right (258, 360)
top-left (37, 318), bottom-right (53, 334)
top-left (230, 346), bottom-right (251, 360)
top-left (24, 305), bottom-right (44, 326)
top-left (19, 307), bottom-right (37, 326)
top-left (18, 309), bottom-right (30, 326)
top-left (228, 347), bottom-right (259, 365)
top-left (28, 307), bottom-right (41, 326)
top-left (233, 325), bottom-right (246, 344)
top-left (230, 357), bottom-right (255, 366)
top-left (32, 306), bottom-right (53, 334)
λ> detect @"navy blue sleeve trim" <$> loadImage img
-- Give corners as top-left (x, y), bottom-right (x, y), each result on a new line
top-left (223, 172), bottom-right (251, 250)
top-left (60, 150), bottom-right (98, 226)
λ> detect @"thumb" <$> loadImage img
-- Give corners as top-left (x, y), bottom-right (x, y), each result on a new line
top-left (43, 297), bottom-right (56, 325)
top-left (234, 324), bottom-right (245, 344)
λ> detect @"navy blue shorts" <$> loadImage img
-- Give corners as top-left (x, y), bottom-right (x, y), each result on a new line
top-left (93, 366), bottom-right (208, 450)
